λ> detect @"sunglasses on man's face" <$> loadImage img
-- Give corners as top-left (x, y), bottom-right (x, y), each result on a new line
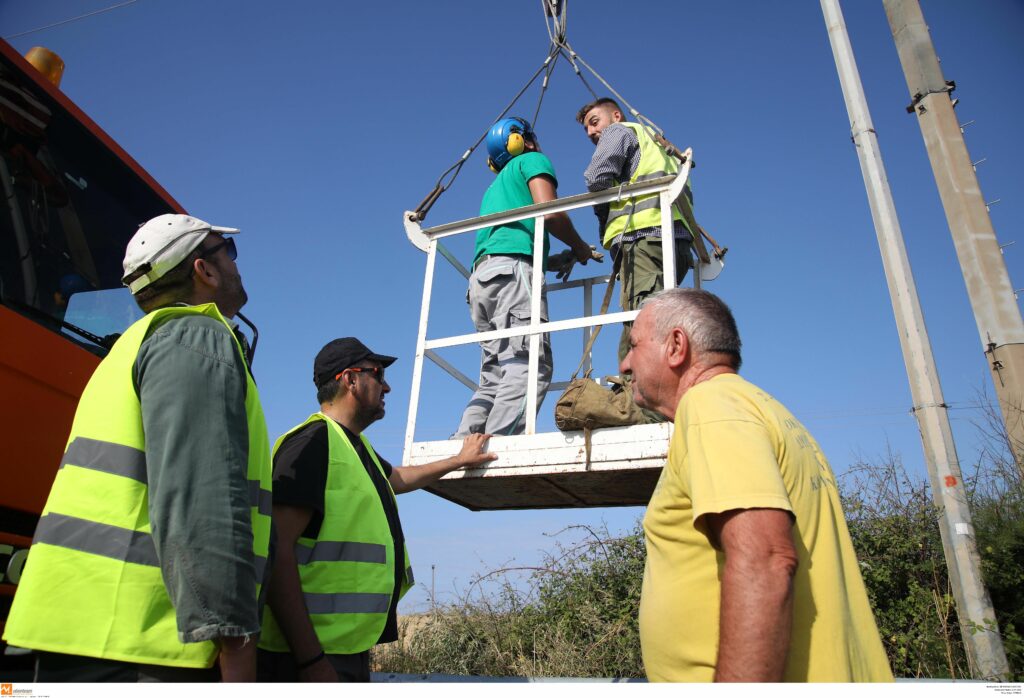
top-left (336, 365), bottom-right (385, 384)
top-left (198, 237), bottom-right (237, 262)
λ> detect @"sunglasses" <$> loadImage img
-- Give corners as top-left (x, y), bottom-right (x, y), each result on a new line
top-left (198, 237), bottom-right (237, 262)
top-left (336, 365), bottom-right (385, 384)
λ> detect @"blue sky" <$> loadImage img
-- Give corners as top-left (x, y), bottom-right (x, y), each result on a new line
top-left (5, 0), bottom-right (1022, 612)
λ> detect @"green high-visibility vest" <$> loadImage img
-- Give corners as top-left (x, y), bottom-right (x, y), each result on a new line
top-left (260, 413), bottom-right (412, 655)
top-left (2, 304), bottom-right (272, 669)
top-left (602, 122), bottom-right (694, 249)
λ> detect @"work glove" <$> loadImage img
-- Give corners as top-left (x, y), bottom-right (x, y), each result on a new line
top-left (549, 246), bottom-right (605, 282)
top-left (549, 245), bottom-right (605, 282)
top-left (547, 250), bottom-right (577, 282)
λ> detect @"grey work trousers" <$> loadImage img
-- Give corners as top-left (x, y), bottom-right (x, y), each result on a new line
top-left (455, 255), bottom-right (553, 437)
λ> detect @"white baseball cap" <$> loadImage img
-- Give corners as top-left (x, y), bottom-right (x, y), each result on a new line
top-left (122, 213), bottom-right (240, 294)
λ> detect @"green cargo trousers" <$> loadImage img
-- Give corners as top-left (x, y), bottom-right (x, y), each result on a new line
top-left (617, 236), bottom-right (694, 365)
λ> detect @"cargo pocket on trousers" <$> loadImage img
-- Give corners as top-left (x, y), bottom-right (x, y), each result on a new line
top-left (622, 251), bottom-right (665, 311)
top-left (476, 263), bottom-right (515, 284)
top-left (508, 302), bottom-right (548, 359)
top-left (508, 310), bottom-right (532, 358)
top-left (469, 261), bottom-right (515, 305)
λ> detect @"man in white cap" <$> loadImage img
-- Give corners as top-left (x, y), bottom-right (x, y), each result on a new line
top-left (4, 213), bottom-right (272, 682)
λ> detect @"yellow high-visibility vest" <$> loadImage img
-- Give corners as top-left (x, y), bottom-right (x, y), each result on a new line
top-left (260, 413), bottom-right (412, 655)
top-left (602, 122), bottom-right (694, 249)
top-left (3, 304), bottom-right (272, 668)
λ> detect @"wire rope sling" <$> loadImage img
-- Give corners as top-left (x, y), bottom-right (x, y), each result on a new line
top-left (406, 0), bottom-right (727, 273)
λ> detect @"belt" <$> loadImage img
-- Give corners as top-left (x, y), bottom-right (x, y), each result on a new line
top-left (473, 253), bottom-right (533, 270)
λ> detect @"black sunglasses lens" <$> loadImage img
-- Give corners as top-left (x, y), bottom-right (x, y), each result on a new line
top-left (200, 238), bottom-right (237, 261)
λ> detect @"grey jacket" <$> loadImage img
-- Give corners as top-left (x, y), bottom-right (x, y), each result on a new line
top-left (133, 312), bottom-right (260, 643)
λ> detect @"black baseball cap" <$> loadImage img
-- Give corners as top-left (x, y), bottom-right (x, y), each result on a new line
top-left (313, 337), bottom-right (397, 389)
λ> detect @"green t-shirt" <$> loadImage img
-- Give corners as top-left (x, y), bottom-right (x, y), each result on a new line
top-left (473, 151), bottom-right (556, 266)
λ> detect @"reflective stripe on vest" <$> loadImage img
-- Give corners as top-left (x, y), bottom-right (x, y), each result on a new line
top-left (605, 188), bottom-right (668, 222)
top-left (34, 512), bottom-right (160, 567)
top-left (60, 437), bottom-right (272, 518)
top-left (2, 304), bottom-right (272, 669)
top-left (59, 437), bottom-right (147, 481)
top-left (294, 540), bottom-right (387, 565)
top-left (260, 413), bottom-right (413, 655)
top-left (601, 122), bottom-right (690, 249)
top-left (32, 511), bottom-right (270, 586)
top-left (303, 592), bottom-right (392, 615)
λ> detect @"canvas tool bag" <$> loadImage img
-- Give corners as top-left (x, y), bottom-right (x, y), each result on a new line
top-left (554, 258), bottom-right (650, 463)
top-left (555, 372), bottom-right (648, 432)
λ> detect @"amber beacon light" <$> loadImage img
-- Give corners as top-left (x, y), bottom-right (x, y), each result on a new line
top-left (24, 46), bottom-right (65, 88)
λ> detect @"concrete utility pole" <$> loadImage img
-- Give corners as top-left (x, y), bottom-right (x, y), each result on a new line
top-left (820, 0), bottom-right (1009, 681)
top-left (884, 0), bottom-right (1024, 478)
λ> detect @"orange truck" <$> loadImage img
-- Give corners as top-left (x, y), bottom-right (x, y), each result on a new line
top-left (0, 40), bottom-right (182, 676)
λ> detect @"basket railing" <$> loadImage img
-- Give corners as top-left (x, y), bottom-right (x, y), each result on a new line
top-left (402, 151), bottom-right (694, 458)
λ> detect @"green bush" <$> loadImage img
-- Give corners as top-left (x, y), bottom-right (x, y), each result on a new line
top-left (840, 454), bottom-right (968, 678)
top-left (375, 523), bottom-right (646, 678)
top-left (967, 420), bottom-right (1024, 682)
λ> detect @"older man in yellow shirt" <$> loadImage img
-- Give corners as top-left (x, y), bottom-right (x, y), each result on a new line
top-left (622, 288), bottom-right (893, 682)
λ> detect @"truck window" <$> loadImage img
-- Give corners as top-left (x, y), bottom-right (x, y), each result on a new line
top-left (0, 54), bottom-right (173, 351)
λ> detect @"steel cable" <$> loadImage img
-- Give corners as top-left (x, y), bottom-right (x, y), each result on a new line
top-left (412, 52), bottom-right (558, 221)
top-left (413, 0), bottom-right (670, 220)
top-left (557, 47), bottom-right (598, 100)
top-left (532, 45), bottom-right (562, 128)
top-left (560, 40), bottom-right (665, 137)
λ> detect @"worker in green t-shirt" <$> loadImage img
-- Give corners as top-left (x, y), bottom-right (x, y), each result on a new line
top-left (454, 117), bottom-right (602, 437)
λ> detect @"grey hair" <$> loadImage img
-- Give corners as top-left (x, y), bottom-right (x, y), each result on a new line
top-left (642, 288), bottom-right (742, 369)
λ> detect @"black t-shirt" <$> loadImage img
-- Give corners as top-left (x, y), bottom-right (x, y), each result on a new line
top-left (271, 419), bottom-right (404, 644)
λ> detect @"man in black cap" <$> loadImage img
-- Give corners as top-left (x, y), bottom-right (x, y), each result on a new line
top-left (258, 338), bottom-right (495, 682)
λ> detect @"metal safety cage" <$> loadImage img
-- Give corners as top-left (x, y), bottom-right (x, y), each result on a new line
top-left (402, 152), bottom-right (697, 510)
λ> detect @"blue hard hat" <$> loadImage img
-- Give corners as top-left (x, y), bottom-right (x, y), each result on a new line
top-left (486, 117), bottom-right (534, 173)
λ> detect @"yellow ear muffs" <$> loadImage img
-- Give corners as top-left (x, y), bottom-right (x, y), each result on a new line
top-left (487, 157), bottom-right (500, 174)
top-left (507, 132), bottom-right (525, 157)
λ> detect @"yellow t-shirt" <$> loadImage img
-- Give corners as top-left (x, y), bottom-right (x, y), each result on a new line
top-left (640, 373), bottom-right (893, 682)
